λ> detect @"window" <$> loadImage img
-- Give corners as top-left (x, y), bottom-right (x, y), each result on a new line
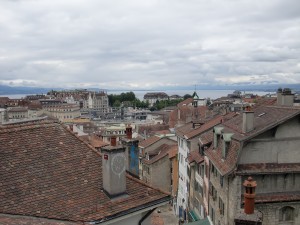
top-left (279, 206), bottom-right (294, 222)
top-left (210, 207), bottom-right (215, 224)
top-left (220, 176), bottom-right (224, 187)
top-left (219, 198), bottom-right (225, 215)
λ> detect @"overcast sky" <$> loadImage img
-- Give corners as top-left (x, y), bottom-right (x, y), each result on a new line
top-left (0, 0), bottom-right (300, 89)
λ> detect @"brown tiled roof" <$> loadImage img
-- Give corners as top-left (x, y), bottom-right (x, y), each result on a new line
top-left (236, 163), bottom-right (300, 174)
top-left (168, 145), bottom-right (178, 159)
top-left (187, 151), bottom-right (204, 164)
top-left (248, 192), bottom-right (300, 203)
top-left (143, 145), bottom-right (177, 165)
top-left (0, 121), bottom-right (170, 223)
top-left (205, 140), bottom-right (241, 176)
top-left (176, 112), bottom-right (237, 140)
top-left (184, 115), bottom-right (223, 139)
top-left (199, 131), bottom-right (213, 145)
top-left (177, 98), bottom-right (193, 107)
top-left (223, 106), bottom-right (300, 141)
top-left (139, 136), bottom-right (161, 148)
top-left (0, 214), bottom-right (78, 225)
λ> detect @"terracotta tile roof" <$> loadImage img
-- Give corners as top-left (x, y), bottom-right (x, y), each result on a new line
top-left (223, 106), bottom-right (300, 141)
top-left (139, 136), bottom-right (161, 148)
top-left (176, 112), bottom-right (237, 140)
top-left (236, 163), bottom-right (300, 174)
top-left (187, 151), bottom-right (204, 164)
top-left (248, 192), bottom-right (300, 203)
top-left (177, 98), bottom-right (193, 107)
top-left (168, 145), bottom-right (178, 159)
top-left (0, 121), bottom-right (170, 223)
top-left (154, 130), bottom-right (171, 135)
top-left (205, 140), bottom-right (241, 176)
top-left (169, 99), bottom-right (209, 128)
top-left (199, 131), bottom-right (213, 145)
top-left (143, 145), bottom-right (177, 165)
top-left (0, 214), bottom-right (78, 225)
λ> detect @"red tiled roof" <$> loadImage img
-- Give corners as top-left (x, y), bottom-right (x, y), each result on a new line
top-left (139, 136), bottom-right (161, 148)
top-left (199, 131), bottom-right (213, 145)
top-left (247, 192), bottom-right (300, 203)
top-left (236, 163), bottom-right (300, 174)
top-left (177, 98), bottom-right (193, 107)
top-left (176, 112), bottom-right (237, 140)
top-left (223, 106), bottom-right (300, 141)
top-left (0, 214), bottom-right (78, 225)
top-left (0, 121), bottom-right (170, 223)
top-left (187, 151), bottom-right (204, 164)
top-left (143, 145), bottom-right (177, 165)
top-left (205, 140), bottom-right (241, 176)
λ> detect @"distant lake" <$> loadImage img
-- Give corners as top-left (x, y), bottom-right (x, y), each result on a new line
top-left (0, 90), bottom-right (274, 101)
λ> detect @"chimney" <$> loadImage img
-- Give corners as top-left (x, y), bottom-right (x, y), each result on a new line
top-left (101, 141), bottom-right (126, 197)
top-left (281, 88), bottom-right (294, 106)
top-left (243, 177), bottom-right (257, 214)
top-left (242, 106), bottom-right (254, 133)
top-left (126, 125), bottom-right (132, 139)
top-left (111, 136), bottom-right (117, 146)
top-left (234, 177), bottom-right (262, 225)
top-left (277, 88), bottom-right (282, 105)
top-left (122, 126), bottom-right (140, 178)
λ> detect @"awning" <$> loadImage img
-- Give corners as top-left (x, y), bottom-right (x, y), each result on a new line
top-left (188, 210), bottom-right (200, 222)
top-left (187, 217), bottom-right (211, 225)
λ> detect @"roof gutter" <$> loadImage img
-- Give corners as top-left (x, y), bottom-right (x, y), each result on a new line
top-left (138, 207), bottom-right (156, 225)
top-left (90, 196), bottom-right (171, 225)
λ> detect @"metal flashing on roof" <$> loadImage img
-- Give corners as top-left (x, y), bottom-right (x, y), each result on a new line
top-left (213, 126), bottom-right (224, 134)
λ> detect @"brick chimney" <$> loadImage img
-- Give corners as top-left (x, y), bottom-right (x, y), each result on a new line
top-left (242, 106), bottom-right (254, 133)
top-left (243, 177), bottom-right (256, 214)
top-left (122, 125), bottom-right (139, 178)
top-left (101, 137), bottom-right (126, 197)
top-left (126, 125), bottom-right (132, 139)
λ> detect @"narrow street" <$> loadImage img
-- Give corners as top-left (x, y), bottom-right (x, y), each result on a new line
top-left (151, 205), bottom-right (178, 225)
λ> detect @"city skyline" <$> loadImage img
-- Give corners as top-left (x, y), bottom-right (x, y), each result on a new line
top-left (1, 0), bottom-right (300, 89)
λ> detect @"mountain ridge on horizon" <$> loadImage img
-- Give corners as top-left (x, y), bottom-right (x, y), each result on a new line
top-left (1, 83), bottom-right (300, 95)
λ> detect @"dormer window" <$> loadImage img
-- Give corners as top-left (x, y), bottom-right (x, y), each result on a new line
top-left (213, 126), bottom-right (224, 149)
top-left (221, 133), bottom-right (233, 159)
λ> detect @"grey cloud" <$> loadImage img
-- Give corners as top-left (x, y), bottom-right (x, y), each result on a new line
top-left (0, 0), bottom-right (300, 89)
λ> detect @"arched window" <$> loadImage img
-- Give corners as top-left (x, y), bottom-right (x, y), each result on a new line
top-left (279, 206), bottom-right (295, 222)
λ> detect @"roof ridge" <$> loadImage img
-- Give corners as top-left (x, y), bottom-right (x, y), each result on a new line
top-left (0, 120), bottom-right (57, 133)
top-left (62, 124), bottom-right (102, 157)
top-left (126, 173), bottom-right (171, 196)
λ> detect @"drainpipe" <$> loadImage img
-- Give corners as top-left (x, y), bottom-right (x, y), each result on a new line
top-left (138, 208), bottom-right (156, 225)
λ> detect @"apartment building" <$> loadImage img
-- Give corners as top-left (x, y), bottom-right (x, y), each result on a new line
top-left (202, 97), bottom-right (300, 224)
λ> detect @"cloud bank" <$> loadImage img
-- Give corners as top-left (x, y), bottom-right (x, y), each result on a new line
top-left (0, 0), bottom-right (300, 89)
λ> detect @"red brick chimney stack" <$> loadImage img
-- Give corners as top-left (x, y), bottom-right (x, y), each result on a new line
top-left (111, 136), bottom-right (117, 146)
top-left (126, 125), bottom-right (132, 139)
top-left (243, 177), bottom-right (257, 214)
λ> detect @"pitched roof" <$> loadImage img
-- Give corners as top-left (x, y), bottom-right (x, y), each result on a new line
top-left (139, 136), bottom-right (161, 148)
top-left (176, 112), bottom-right (237, 140)
top-left (223, 106), bottom-right (300, 141)
top-left (143, 145), bottom-right (177, 165)
top-left (205, 140), bottom-right (241, 176)
top-left (236, 163), bottom-right (300, 174)
top-left (0, 121), bottom-right (170, 224)
top-left (251, 191), bottom-right (300, 203)
top-left (187, 151), bottom-right (204, 164)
